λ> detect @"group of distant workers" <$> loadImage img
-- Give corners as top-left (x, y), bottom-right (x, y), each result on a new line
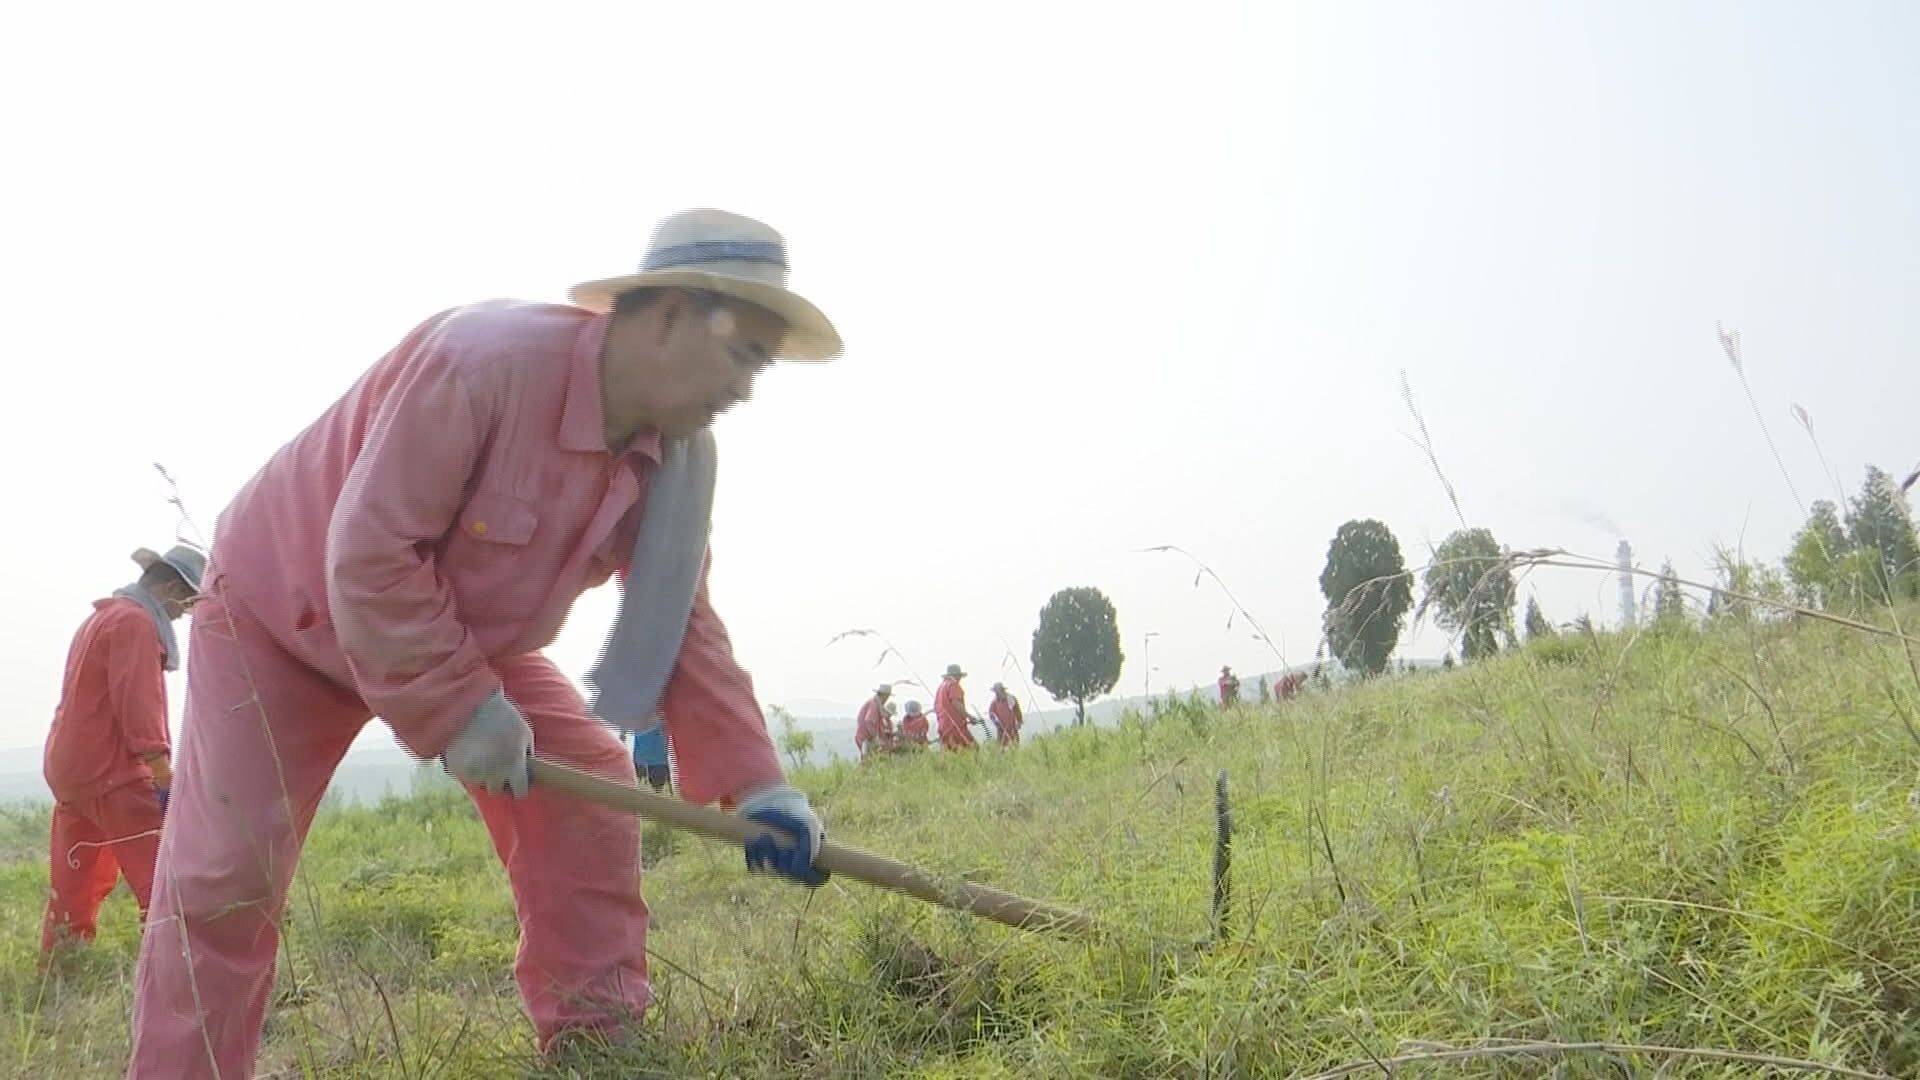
top-left (1216, 664), bottom-right (1308, 707)
top-left (853, 664), bottom-right (1023, 759)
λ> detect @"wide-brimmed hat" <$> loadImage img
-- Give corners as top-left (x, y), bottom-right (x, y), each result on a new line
top-left (943, 664), bottom-right (966, 679)
top-left (874, 683), bottom-right (894, 697)
top-left (132, 545), bottom-right (206, 592)
top-left (568, 208), bottom-right (842, 361)
top-left (990, 681), bottom-right (1007, 693)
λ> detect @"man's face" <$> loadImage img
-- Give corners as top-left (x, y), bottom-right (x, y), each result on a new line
top-left (652, 293), bottom-right (786, 438)
top-left (158, 577), bottom-right (201, 621)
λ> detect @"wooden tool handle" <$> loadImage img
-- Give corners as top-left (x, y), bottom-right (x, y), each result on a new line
top-left (529, 757), bottom-right (1095, 936)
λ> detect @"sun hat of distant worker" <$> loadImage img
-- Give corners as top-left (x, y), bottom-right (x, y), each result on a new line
top-left (132, 545), bottom-right (206, 592)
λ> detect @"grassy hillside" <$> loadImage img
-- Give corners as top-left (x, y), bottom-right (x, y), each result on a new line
top-left (4, 614), bottom-right (1917, 1077)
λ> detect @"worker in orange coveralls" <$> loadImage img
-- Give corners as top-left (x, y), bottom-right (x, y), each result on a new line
top-left (1217, 665), bottom-right (1241, 707)
top-left (126, 210), bottom-right (842, 1077)
top-left (854, 683), bottom-right (895, 759)
top-left (898, 700), bottom-right (931, 747)
top-left (1276, 671), bottom-right (1305, 701)
top-left (987, 682), bottom-right (1023, 746)
top-left (934, 663), bottom-right (976, 751)
top-left (40, 544), bottom-right (204, 958)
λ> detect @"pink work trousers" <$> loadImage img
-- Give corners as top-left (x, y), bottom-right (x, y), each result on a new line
top-left (127, 581), bottom-right (647, 1078)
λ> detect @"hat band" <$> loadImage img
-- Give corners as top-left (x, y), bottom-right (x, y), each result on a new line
top-left (642, 240), bottom-right (787, 272)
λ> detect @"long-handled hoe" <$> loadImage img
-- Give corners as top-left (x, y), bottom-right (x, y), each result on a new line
top-left (530, 757), bottom-right (1100, 936)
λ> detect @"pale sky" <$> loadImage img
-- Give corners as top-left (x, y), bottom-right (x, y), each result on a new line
top-left (3, 2), bottom-right (1915, 754)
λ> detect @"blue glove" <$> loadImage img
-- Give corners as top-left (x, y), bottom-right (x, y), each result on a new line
top-left (735, 784), bottom-right (829, 887)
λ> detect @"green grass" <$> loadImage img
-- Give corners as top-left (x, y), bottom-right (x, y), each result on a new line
top-left (5, 614), bottom-right (1919, 1077)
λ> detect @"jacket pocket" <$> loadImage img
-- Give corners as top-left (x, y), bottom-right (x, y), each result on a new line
top-left (455, 493), bottom-right (538, 547)
top-left (444, 492), bottom-right (544, 630)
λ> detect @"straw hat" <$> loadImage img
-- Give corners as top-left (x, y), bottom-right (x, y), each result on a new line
top-left (569, 208), bottom-right (842, 361)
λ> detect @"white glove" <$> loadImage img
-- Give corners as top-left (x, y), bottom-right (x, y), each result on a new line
top-left (735, 783), bottom-right (828, 886)
top-left (441, 689), bottom-right (533, 796)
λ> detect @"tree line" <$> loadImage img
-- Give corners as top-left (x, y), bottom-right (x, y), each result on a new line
top-left (1322, 464), bottom-right (1918, 675)
top-left (1003, 465), bottom-right (1915, 722)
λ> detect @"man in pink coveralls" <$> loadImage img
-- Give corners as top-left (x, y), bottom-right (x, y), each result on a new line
top-left (128, 209), bottom-right (841, 1077)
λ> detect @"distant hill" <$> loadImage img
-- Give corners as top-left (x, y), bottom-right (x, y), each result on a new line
top-left (1, 663), bottom-right (1446, 802)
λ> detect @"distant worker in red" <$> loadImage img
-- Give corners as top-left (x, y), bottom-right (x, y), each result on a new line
top-left (40, 545), bottom-right (205, 958)
top-left (854, 684), bottom-right (895, 759)
top-left (987, 682), bottom-right (1023, 746)
top-left (934, 664), bottom-right (976, 751)
top-left (1217, 665), bottom-right (1241, 708)
top-left (898, 700), bottom-right (931, 747)
top-left (1276, 671), bottom-right (1305, 701)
